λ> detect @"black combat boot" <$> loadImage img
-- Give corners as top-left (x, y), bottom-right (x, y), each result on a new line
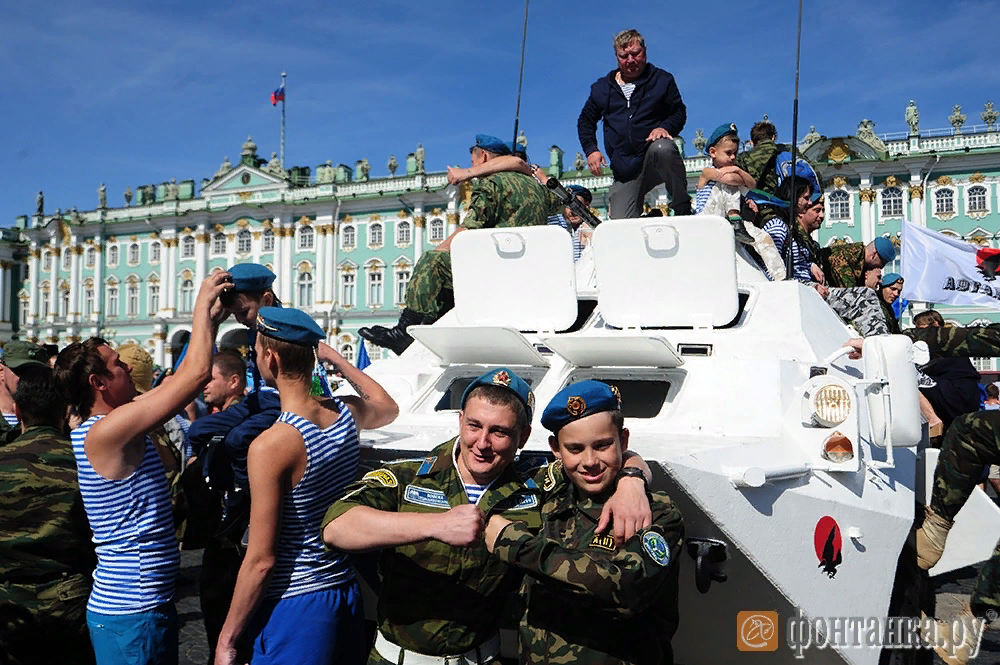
top-left (671, 199), bottom-right (693, 216)
top-left (359, 308), bottom-right (430, 356)
top-left (727, 213), bottom-right (757, 246)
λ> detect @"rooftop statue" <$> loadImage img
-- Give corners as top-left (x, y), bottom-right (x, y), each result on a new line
top-left (388, 154), bottom-right (398, 177)
top-left (693, 129), bottom-right (706, 156)
top-left (266, 152), bottom-right (287, 178)
top-left (801, 125), bottom-right (821, 148)
top-left (317, 160), bottom-right (335, 184)
top-left (415, 144), bottom-right (425, 173)
top-left (358, 158), bottom-right (371, 181)
top-left (35, 191), bottom-right (43, 216)
top-left (98, 182), bottom-right (107, 209)
top-left (856, 119), bottom-right (886, 152)
top-left (982, 101), bottom-right (998, 132)
top-left (124, 186), bottom-right (132, 207)
top-left (949, 104), bottom-right (967, 134)
top-left (516, 131), bottom-right (528, 150)
top-left (215, 156), bottom-right (233, 180)
top-left (167, 178), bottom-right (179, 201)
top-left (573, 152), bottom-right (586, 172)
top-left (905, 100), bottom-right (920, 136)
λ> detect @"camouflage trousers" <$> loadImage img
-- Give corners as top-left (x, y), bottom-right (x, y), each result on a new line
top-left (0, 575), bottom-right (94, 665)
top-left (825, 287), bottom-right (889, 337)
top-left (930, 411), bottom-right (1000, 615)
top-left (404, 250), bottom-right (454, 319)
top-left (366, 645), bottom-right (501, 665)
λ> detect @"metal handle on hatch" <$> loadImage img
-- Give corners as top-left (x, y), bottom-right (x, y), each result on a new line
top-left (642, 223), bottom-right (679, 253)
top-left (491, 232), bottom-right (526, 257)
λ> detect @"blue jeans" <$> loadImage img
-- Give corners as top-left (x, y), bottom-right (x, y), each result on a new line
top-left (86, 602), bottom-right (178, 665)
top-left (250, 582), bottom-right (364, 665)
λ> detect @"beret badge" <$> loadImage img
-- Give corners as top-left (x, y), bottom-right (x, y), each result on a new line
top-left (492, 370), bottom-right (511, 387)
top-left (527, 391), bottom-right (535, 409)
top-left (566, 396), bottom-right (586, 417)
top-left (611, 385), bottom-right (622, 407)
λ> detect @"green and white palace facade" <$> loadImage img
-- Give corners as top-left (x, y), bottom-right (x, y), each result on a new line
top-left (9, 101), bottom-right (1000, 370)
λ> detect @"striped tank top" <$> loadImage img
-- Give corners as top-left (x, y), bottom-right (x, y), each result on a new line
top-left (267, 401), bottom-right (359, 599)
top-left (72, 415), bottom-right (179, 614)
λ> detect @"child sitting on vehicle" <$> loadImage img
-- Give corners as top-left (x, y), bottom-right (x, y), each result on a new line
top-left (694, 123), bottom-right (755, 215)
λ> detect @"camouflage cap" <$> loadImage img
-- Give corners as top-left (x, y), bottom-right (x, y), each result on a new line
top-left (1, 341), bottom-right (49, 370)
top-left (117, 343), bottom-right (154, 393)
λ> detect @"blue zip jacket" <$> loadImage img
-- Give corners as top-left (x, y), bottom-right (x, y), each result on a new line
top-left (577, 63), bottom-right (686, 182)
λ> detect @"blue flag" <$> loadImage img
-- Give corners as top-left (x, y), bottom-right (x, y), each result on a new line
top-left (357, 340), bottom-right (371, 370)
top-left (892, 297), bottom-right (909, 319)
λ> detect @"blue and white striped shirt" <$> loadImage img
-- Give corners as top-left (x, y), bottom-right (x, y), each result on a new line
top-left (763, 218), bottom-right (815, 283)
top-left (72, 415), bottom-right (179, 614)
top-left (694, 182), bottom-right (715, 214)
top-left (267, 403), bottom-right (359, 599)
top-left (548, 214), bottom-right (584, 261)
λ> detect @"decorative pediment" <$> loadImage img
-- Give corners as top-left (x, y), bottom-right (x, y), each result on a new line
top-left (201, 164), bottom-right (290, 195)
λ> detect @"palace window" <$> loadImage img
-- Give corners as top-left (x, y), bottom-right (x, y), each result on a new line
top-left (397, 221), bottom-right (411, 245)
top-left (85, 247), bottom-right (95, 268)
top-left (43, 252), bottom-right (52, 272)
top-left (430, 219), bottom-right (444, 242)
top-left (828, 191), bottom-right (850, 221)
top-left (262, 229), bottom-right (275, 252)
top-left (151, 242), bottom-right (161, 262)
top-left (968, 185), bottom-right (988, 213)
top-left (181, 236), bottom-right (195, 258)
top-left (180, 279), bottom-right (194, 313)
top-left (60, 289), bottom-right (69, 318)
top-left (212, 232), bottom-right (226, 255)
top-left (107, 283), bottom-right (119, 317)
top-left (128, 243), bottom-right (140, 264)
top-left (396, 268), bottom-right (411, 304)
top-left (148, 284), bottom-right (159, 315)
top-left (84, 286), bottom-right (94, 317)
top-left (340, 344), bottom-right (354, 363)
top-left (19, 299), bottom-right (28, 324)
top-left (341, 273), bottom-right (355, 307)
top-left (62, 250), bottom-right (71, 271)
top-left (369, 223), bottom-right (383, 247)
top-left (935, 189), bottom-right (955, 215)
top-left (368, 271), bottom-right (383, 307)
top-left (108, 245), bottom-right (119, 266)
top-left (973, 357), bottom-right (993, 372)
top-left (127, 284), bottom-right (139, 317)
top-left (298, 272), bottom-right (314, 306)
top-left (23, 263), bottom-right (29, 281)
top-left (299, 226), bottom-right (314, 250)
top-left (41, 294), bottom-right (49, 318)
top-left (342, 225), bottom-right (355, 249)
top-left (881, 187), bottom-right (903, 218)
top-left (237, 229), bottom-right (252, 254)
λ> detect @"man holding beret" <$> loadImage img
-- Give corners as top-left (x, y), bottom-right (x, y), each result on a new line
top-left (360, 135), bottom-right (562, 356)
top-left (323, 368), bottom-right (653, 665)
top-left (578, 29), bottom-right (690, 219)
top-left (485, 380), bottom-right (684, 665)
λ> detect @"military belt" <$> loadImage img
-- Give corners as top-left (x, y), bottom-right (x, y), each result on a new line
top-left (374, 632), bottom-right (500, 665)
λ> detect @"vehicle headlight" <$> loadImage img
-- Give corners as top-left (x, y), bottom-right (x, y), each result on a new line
top-left (812, 384), bottom-right (851, 427)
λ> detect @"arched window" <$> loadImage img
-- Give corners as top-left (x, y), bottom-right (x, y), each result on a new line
top-left (85, 247), bottom-right (96, 268)
top-left (180, 279), bottom-right (194, 313)
top-left (342, 225), bottom-right (356, 248)
top-left (369, 223), bottom-right (383, 247)
top-left (129, 243), bottom-right (140, 264)
top-left (60, 287), bottom-right (69, 318)
top-left (148, 284), bottom-right (159, 315)
top-left (212, 232), bottom-right (226, 255)
top-left (18, 298), bottom-right (28, 325)
top-left (43, 251), bottom-right (52, 272)
top-left (262, 228), bottom-right (275, 252)
top-left (84, 281), bottom-right (94, 317)
top-left (397, 221), bottom-right (411, 245)
top-left (827, 191), bottom-right (850, 220)
top-left (340, 344), bottom-right (355, 363)
top-left (181, 236), bottom-right (195, 258)
top-left (62, 249), bottom-right (71, 270)
top-left (298, 272), bottom-right (314, 306)
top-left (430, 219), bottom-right (444, 242)
top-left (237, 229), bottom-right (252, 253)
top-left (150, 241), bottom-right (161, 262)
top-left (396, 268), bottom-right (411, 304)
top-left (298, 226), bottom-right (314, 250)
top-left (23, 263), bottom-right (29, 281)
top-left (341, 272), bottom-right (355, 307)
top-left (968, 185), bottom-right (988, 213)
top-left (108, 245), bottom-right (119, 266)
top-left (368, 270), bottom-right (383, 306)
top-left (935, 189), bottom-right (955, 215)
top-left (881, 187), bottom-right (903, 218)
top-left (107, 281), bottom-right (119, 317)
top-left (127, 283), bottom-right (139, 317)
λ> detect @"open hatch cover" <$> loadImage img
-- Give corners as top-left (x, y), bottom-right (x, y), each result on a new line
top-left (541, 333), bottom-right (683, 368)
top-left (409, 325), bottom-right (548, 366)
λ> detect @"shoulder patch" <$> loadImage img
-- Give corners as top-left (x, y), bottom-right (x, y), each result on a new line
top-left (416, 456), bottom-right (437, 476)
top-left (362, 469), bottom-right (398, 488)
top-left (516, 455), bottom-right (549, 474)
top-left (590, 534), bottom-right (616, 551)
top-left (542, 461), bottom-right (562, 492)
top-left (642, 531), bottom-right (671, 567)
top-left (403, 484), bottom-right (452, 509)
top-left (495, 493), bottom-right (540, 512)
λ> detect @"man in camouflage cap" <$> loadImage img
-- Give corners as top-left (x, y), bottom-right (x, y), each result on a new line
top-left (0, 340), bottom-right (50, 447)
top-left (0, 364), bottom-right (96, 665)
top-left (485, 380), bottom-right (683, 665)
top-left (359, 135), bottom-right (562, 355)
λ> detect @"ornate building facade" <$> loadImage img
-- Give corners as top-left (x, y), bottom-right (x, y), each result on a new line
top-left (9, 101), bottom-right (1000, 370)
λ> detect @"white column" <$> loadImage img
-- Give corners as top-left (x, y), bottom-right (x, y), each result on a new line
top-left (69, 238), bottom-right (81, 322)
top-left (273, 221), bottom-right (283, 294)
top-left (48, 247), bottom-right (59, 322)
top-left (166, 237), bottom-right (177, 314)
top-left (0, 261), bottom-right (9, 323)
top-left (413, 212), bottom-right (425, 263)
top-left (252, 229), bottom-right (261, 266)
top-left (282, 226), bottom-right (294, 303)
top-left (153, 324), bottom-right (165, 367)
top-left (226, 227), bottom-right (237, 269)
top-left (28, 243), bottom-right (38, 323)
top-left (93, 237), bottom-right (104, 323)
top-left (326, 223), bottom-right (336, 307)
top-left (446, 213), bottom-right (458, 237)
top-left (315, 225), bottom-right (326, 304)
top-left (909, 175), bottom-right (924, 227)
top-left (196, 223), bottom-right (208, 285)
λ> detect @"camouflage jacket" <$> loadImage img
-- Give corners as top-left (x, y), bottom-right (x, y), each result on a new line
top-left (821, 242), bottom-right (866, 289)
top-left (734, 140), bottom-right (784, 195)
top-left (493, 462), bottom-right (684, 665)
top-left (906, 325), bottom-right (1000, 359)
top-left (0, 413), bottom-right (21, 449)
top-left (0, 425), bottom-right (95, 612)
top-left (462, 172), bottom-right (563, 230)
top-left (322, 438), bottom-right (546, 656)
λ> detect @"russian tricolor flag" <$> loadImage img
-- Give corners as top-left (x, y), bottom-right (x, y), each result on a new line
top-left (270, 81), bottom-right (285, 106)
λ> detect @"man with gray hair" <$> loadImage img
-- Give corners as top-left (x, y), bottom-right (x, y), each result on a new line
top-left (578, 29), bottom-right (690, 219)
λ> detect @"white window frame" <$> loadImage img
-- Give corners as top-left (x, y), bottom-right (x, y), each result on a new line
top-left (340, 343), bottom-right (355, 363)
top-left (880, 187), bottom-right (904, 219)
top-left (368, 269), bottom-right (384, 307)
top-left (180, 279), bottom-right (194, 313)
top-left (107, 245), bottom-right (119, 267)
top-left (148, 283), bottom-right (159, 316)
top-left (150, 241), bottom-right (161, 263)
top-left (966, 184), bottom-right (990, 217)
top-left (262, 229), bottom-right (275, 252)
top-left (237, 229), bottom-right (252, 254)
top-left (933, 187), bottom-right (956, 219)
top-left (128, 243), bottom-right (140, 265)
top-left (369, 222), bottom-right (383, 248)
top-left (62, 249), bottom-right (72, 271)
top-left (395, 268), bottom-right (411, 305)
top-left (826, 190), bottom-right (852, 225)
top-left (211, 232), bottom-right (227, 256)
top-left (396, 221), bottom-right (411, 245)
top-left (430, 219), bottom-right (444, 242)
top-left (127, 283), bottom-right (139, 317)
top-left (84, 281), bottom-right (94, 317)
top-left (342, 225), bottom-right (356, 249)
top-left (341, 271), bottom-right (356, 308)
top-left (85, 247), bottom-right (95, 268)
top-left (298, 226), bottom-right (315, 250)
top-left (107, 281), bottom-right (119, 317)
top-left (59, 287), bottom-right (69, 318)
top-left (181, 236), bottom-right (196, 258)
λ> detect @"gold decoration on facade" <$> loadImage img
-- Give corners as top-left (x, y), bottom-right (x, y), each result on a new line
top-left (936, 175), bottom-right (953, 187)
top-left (298, 216), bottom-right (312, 225)
top-left (413, 216), bottom-right (426, 228)
top-left (238, 192), bottom-right (253, 201)
top-left (883, 176), bottom-right (898, 189)
top-left (72, 246), bottom-right (84, 255)
top-left (151, 231), bottom-right (160, 239)
top-left (397, 210), bottom-right (408, 218)
top-left (341, 215), bottom-right (352, 223)
top-left (910, 185), bottom-right (924, 200)
top-left (370, 213), bottom-right (381, 221)
top-left (213, 224), bottom-right (225, 233)
top-left (262, 219), bottom-right (273, 229)
top-left (29, 249), bottom-right (41, 259)
top-left (237, 219), bottom-right (250, 228)
top-left (197, 233), bottom-right (211, 243)
top-left (297, 261), bottom-right (312, 273)
top-left (890, 235), bottom-right (901, 249)
top-left (340, 264), bottom-right (356, 274)
top-left (107, 236), bottom-right (116, 243)
top-left (446, 212), bottom-right (460, 224)
top-left (858, 188), bottom-right (877, 203)
top-left (227, 233), bottom-right (235, 241)
top-left (970, 173), bottom-right (986, 184)
top-left (589, 207), bottom-right (601, 218)
top-left (459, 181), bottom-right (473, 207)
top-left (182, 227), bottom-right (193, 234)
top-left (152, 332), bottom-right (167, 341)
top-left (431, 208), bottom-right (443, 216)
top-left (969, 234), bottom-right (990, 246)
top-left (180, 269), bottom-right (194, 279)
top-left (0, 261), bottom-right (11, 270)
top-left (252, 231), bottom-right (261, 240)
top-left (831, 175), bottom-right (847, 189)
top-left (51, 247), bottom-right (61, 257)
top-left (826, 139), bottom-right (850, 164)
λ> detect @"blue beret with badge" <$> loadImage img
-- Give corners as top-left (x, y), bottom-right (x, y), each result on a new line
top-left (460, 367), bottom-right (534, 420)
top-left (880, 272), bottom-right (903, 287)
top-left (474, 134), bottom-right (513, 157)
top-left (256, 306), bottom-right (325, 346)
top-left (707, 123), bottom-right (739, 150)
top-left (228, 263), bottom-right (276, 292)
top-left (541, 380), bottom-right (622, 433)
top-left (873, 236), bottom-right (897, 262)
top-left (566, 185), bottom-right (593, 206)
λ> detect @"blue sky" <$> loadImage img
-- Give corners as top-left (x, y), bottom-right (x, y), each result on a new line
top-left (3, 0), bottom-right (998, 223)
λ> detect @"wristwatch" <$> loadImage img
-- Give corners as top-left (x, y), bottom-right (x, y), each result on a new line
top-left (617, 467), bottom-right (648, 488)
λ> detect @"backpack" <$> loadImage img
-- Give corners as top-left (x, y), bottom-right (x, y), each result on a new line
top-left (775, 151), bottom-right (822, 202)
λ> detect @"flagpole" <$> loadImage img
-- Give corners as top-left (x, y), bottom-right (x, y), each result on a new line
top-left (280, 72), bottom-right (286, 169)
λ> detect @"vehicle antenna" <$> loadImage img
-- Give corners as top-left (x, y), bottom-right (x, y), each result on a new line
top-left (784, 0), bottom-right (804, 280)
top-left (512, 0), bottom-right (530, 151)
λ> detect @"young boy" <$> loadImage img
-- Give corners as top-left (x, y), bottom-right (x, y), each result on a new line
top-left (215, 307), bottom-right (398, 665)
top-left (485, 380), bottom-right (684, 665)
top-left (694, 123), bottom-right (755, 215)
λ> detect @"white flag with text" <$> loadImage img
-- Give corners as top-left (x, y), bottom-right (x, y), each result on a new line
top-left (901, 219), bottom-right (1000, 310)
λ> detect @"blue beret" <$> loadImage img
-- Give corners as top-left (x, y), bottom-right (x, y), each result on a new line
top-left (874, 237), bottom-right (897, 262)
top-left (228, 263), bottom-right (276, 292)
top-left (474, 134), bottom-right (512, 156)
top-left (707, 123), bottom-right (739, 149)
top-left (541, 380), bottom-right (622, 433)
top-left (256, 306), bottom-right (325, 346)
top-left (565, 185), bottom-right (593, 205)
top-left (460, 367), bottom-right (534, 420)
top-left (881, 272), bottom-right (903, 287)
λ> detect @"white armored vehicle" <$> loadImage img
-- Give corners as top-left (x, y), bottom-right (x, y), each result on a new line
top-left (351, 217), bottom-right (1000, 664)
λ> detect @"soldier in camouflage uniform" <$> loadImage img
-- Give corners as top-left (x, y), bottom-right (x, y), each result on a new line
top-left (360, 135), bottom-right (562, 355)
top-left (735, 121), bottom-right (785, 197)
top-left (322, 368), bottom-right (653, 665)
top-left (0, 341), bottom-right (51, 448)
top-left (0, 365), bottom-right (96, 665)
top-left (486, 380), bottom-right (683, 665)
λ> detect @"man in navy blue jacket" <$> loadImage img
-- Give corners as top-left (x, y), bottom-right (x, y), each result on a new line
top-left (578, 29), bottom-right (690, 219)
